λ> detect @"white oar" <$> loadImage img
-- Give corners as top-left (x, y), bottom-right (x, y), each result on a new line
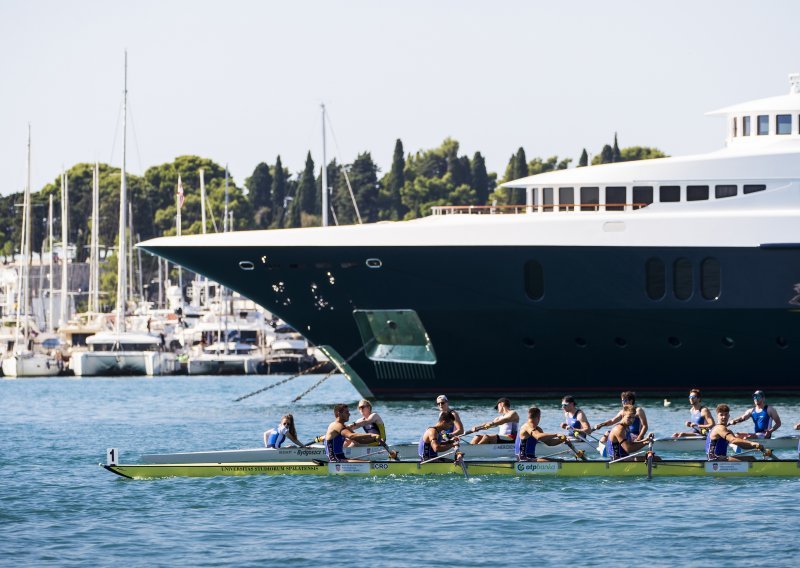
top-left (419, 447), bottom-right (458, 465)
top-left (608, 435), bottom-right (656, 465)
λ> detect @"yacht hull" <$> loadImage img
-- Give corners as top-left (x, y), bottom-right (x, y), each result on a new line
top-left (71, 351), bottom-right (179, 376)
top-left (1, 353), bottom-right (61, 377)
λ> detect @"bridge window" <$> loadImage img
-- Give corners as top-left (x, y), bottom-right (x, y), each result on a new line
top-left (732, 117), bottom-right (737, 137)
top-left (633, 186), bottom-right (653, 209)
top-left (686, 185), bottom-right (709, 201)
top-left (524, 260), bottom-right (544, 300)
top-left (543, 187), bottom-right (554, 212)
top-left (559, 187), bottom-right (574, 211)
top-left (701, 258), bottom-right (721, 300)
top-left (645, 258), bottom-right (665, 300)
top-left (580, 187), bottom-right (599, 211)
top-left (743, 184), bottom-right (766, 194)
top-left (659, 186), bottom-right (680, 203)
top-left (715, 185), bottom-right (737, 198)
top-left (743, 116), bottom-right (751, 136)
top-left (757, 115), bottom-right (769, 135)
top-left (674, 258), bottom-right (693, 300)
top-left (777, 114), bottom-right (792, 135)
top-left (606, 186), bottom-right (626, 211)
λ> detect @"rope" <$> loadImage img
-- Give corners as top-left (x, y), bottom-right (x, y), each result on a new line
top-left (233, 361), bottom-right (326, 402)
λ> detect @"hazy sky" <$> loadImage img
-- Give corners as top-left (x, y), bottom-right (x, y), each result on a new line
top-left (1, 1), bottom-right (798, 196)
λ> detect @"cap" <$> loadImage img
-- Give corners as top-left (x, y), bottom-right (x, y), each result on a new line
top-left (753, 390), bottom-right (765, 398)
top-left (435, 395), bottom-right (448, 403)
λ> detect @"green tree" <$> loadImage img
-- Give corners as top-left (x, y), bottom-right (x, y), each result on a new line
top-left (288, 152), bottom-right (318, 227)
top-left (333, 152), bottom-right (380, 224)
top-left (471, 152), bottom-right (491, 205)
top-left (378, 139), bottom-right (406, 220)
top-left (271, 156), bottom-right (288, 228)
top-left (578, 148), bottom-right (589, 167)
top-left (598, 144), bottom-right (614, 164)
top-left (613, 133), bottom-right (621, 162)
top-left (620, 146), bottom-right (667, 161)
top-left (245, 162), bottom-right (273, 227)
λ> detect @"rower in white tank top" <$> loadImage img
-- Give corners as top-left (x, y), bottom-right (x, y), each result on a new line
top-left (470, 398), bottom-right (519, 445)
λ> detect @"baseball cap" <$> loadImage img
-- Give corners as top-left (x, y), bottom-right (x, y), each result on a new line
top-left (435, 395), bottom-right (448, 403)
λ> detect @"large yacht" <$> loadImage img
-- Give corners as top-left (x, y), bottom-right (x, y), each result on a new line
top-left (140, 75), bottom-right (800, 398)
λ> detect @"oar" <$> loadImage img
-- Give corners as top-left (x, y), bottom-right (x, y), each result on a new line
top-left (562, 437), bottom-right (588, 461)
top-left (608, 445), bottom-right (652, 464)
top-left (420, 447), bottom-right (458, 465)
top-left (377, 439), bottom-right (400, 461)
top-left (455, 448), bottom-right (469, 479)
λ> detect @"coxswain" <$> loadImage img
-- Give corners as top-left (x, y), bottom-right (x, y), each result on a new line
top-left (706, 404), bottom-right (768, 461)
top-left (263, 414), bottom-right (304, 448)
top-left (729, 390), bottom-right (782, 439)
top-left (419, 411), bottom-right (459, 462)
top-left (559, 396), bottom-right (591, 437)
top-left (594, 391), bottom-right (649, 443)
top-left (606, 406), bottom-right (655, 461)
top-left (435, 395), bottom-right (464, 437)
top-left (470, 398), bottom-right (520, 444)
top-left (344, 399), bottom-right (386, 447)
top-left (672, 388), bottom-right (715, 437)
top-left (324, 403), bottom-right (383, 462)
top-left (516, 406), bottom-right (570, 461)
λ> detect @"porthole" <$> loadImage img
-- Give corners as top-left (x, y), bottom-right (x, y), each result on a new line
top-left (777, 337), bottom-right (789, 349)
top-left (238, 261), bottom-right (255, 271)
top-left (524, 260), bottom-right (545, 300)
top-left (668, 336), bottom-right (682, 348)
top-left (645, 258), bottom-right (666, 300)
top-left (614, 337), bottom-right (627, 348)
top-left (366, 258), bottom-right (382, 269)
top-left (523, 337), bottom-right (536, 348)
top-left (722, 337), bottom-right (735, 348)
top-left (575, 337), bottom-right (587, 348)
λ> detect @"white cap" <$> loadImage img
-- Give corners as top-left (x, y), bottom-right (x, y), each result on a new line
top-left (436, 395), bottom-right (448, 403)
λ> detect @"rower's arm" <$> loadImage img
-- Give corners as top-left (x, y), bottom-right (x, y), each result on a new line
top-left (430, 435), bottom-right (456, 453)
top-left (635, 409), bottom-right (649, 441)
top-left (595, 411), bottom-right (622, 430)
top-left (486, 410), bottom-right (519, 428)
top-left (533, 432), bottom-right (567, 447)
top-left (726, 432), bottom-right (764, 452)
top-left (766, 407), bottom-right (781, 436)
top-left (700, 408), bottom-right (716, 428)
top-left (451, 411), bottom-right (464, 436)
top-left (341, 427), bottom-right (380, 445)
top-left (287, 432), bottom-right (305, 447)
top-left (576, 411), bottom-right (591, 434)
top-left (730, 408), bottom-right (753, 426)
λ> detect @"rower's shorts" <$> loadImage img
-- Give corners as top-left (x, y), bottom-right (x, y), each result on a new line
top-left (497, 435), bottom-right (515, 443)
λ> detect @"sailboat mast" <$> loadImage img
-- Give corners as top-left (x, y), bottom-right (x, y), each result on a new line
top-left (20, 125), bottom-right (32, 346)
top-left (90, 162), bottom-right (100, 313)
top-left (223, 165), bottom-right (229, 233)
top-left (116, 51), bottom-right (128, 334)
top-left (321, 103), bottom-right (328, 227)
top-left (48, 195), bottom-right (54, 332)
top-left (199, 168), bottom-right (209, 304)
top-left (60, 172), bottom-right (69, 326)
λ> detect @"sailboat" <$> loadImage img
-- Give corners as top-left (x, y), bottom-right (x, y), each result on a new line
top-left (2, 126), bottom-right (61, 378)
top-left (70, 52), bottom-right (178, 377)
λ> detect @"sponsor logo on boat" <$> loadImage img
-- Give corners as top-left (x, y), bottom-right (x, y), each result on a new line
top-left (328, 462), bottom-right (370, 475)
top-left (372, 463), bottom-right (389, 470)
top-left (704, 461), bottom-right (749, 473)
top-left (515, 462), bottom-right (559, 475)
top-left (220, 465), bottom-right (318, 473)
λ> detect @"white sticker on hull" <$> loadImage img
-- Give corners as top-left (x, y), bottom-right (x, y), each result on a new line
top-left (328, 462), bottom-right (371, 475)
top-left (704, 461), bottom-right (749, 473)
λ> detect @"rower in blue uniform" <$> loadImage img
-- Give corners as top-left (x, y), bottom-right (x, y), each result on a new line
top-left (559, 396), bottom-right (591, 437)
top-left (706, 404), bottom-right (767, 461)
top-left (605, 405), bottom-right (655, 461)
top-left (672, 389), bottom-right (715, 437)
top-left (594, 391), bottom-right (649, 444)
top-left (345, 399), bottom-right (387, 446)
top-left (263, 414), bottom-right (304, 448)
top-left (471, 398), bottom-right (520, 444)
top-left (730, 390), bottom-right (782, 439)
top-left (324, 403), bottom-right (383, 462)
top-left (419, 411), bottom-right (459, 462)
top-left (516, 407), bottom-right (569, 461)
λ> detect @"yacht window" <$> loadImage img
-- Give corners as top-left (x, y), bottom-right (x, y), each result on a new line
top-left (674, 258), bottom-right (693, 301)
top-left (543, 187), bottom-right (554, 212)
top-left (606, 186), bottom-right (626, 211)
top-left (732, 117), bottom-right (737, 137)
top-left (559, 187), bottom-right (574, 211)
top-left (580, 187), bottom-right (599, 211)
top-left (632, 186), bottom-right (653, 209)
top-left (743, 184), bottom-right (766, 194)
top-left (715, 185), bottom-right (737, 198)
top-left (659, 186), bottom-right (680, 202)
top-left (645, 258), bottom-right (665, 300)
top-left (777, 114), bottom-right (792, 135)
top-left (524, 260), bottom-right (544, 301)
top-left (701, 258), bottom-right (721, 300)
top-left (757, 115), bottom-right (768, 135)
top-left (686, 185), bottom-right (709, 201)
top-left (743, 116), bottom-right (751, 136)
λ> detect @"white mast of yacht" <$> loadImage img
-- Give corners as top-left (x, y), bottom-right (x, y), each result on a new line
top-left (321, 103), bottom-right (328, 227)
top-left (60, 171), bottom-right (69, 327)
top-left (88, 162), bottom-right (100, 313)
top-left (47, 195), bottom-right (54, 332)
top-left (116, 51), bottom-right (128, 335)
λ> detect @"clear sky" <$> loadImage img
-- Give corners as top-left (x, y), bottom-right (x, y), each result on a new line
top-left (1, 1), bottom-right (798, 196)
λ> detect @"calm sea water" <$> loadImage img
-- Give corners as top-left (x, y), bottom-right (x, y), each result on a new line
top-left (2, 374), bottom-right (800, 567)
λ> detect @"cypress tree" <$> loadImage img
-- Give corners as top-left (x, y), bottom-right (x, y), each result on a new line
top-left (511, 147), bottom-right (528, 203)
top-left (613, 133), bottom-right (621, 163)
top-left (271, 155), bottom-right (287, 228)
top-left (471, 152), bottom-right (490, 205)
top-left (578, 148), bottom-right (588, 167)
top-left (600, 144), bottom-right (614, 164)
top-left (382, 139), bottom-right (405, 220)
top-left (288, 152), bottom-right (317, 227)
top-left (245, 162), bottom-right (273, 226)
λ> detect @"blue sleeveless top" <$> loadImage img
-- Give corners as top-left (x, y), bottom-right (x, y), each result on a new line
top-left (690, 407), bottom-right (708, 434)
top-left (325, 431), bottom-right (346, 462)
top-left (629, 414), bottom-right (642, 437)
top-left (606, 426), bottom-right (630, 459)
top-left (266, 424), bottom-right (287, 448)
top-left (706, 432), bottom-right (728, 459)
top-left (515, 434), bottom-right (537, 460)
top-left (751, 406), bottom-right (771, 433)
top-left (418, 429), bottom-right (438, 461)
top-left (565, 411), bottom-right (581, 431)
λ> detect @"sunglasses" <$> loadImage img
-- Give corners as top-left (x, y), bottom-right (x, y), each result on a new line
top-left (561, 403), bottom-right (570, 407)
top-left (436, 402), bottom-right (446, 406)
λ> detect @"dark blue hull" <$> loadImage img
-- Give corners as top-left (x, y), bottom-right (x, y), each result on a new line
top-left (144, 243), bottom-right (800, 398)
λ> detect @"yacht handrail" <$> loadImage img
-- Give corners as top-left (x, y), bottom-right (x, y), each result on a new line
top-left (431, 203), bottom-right (650, 215)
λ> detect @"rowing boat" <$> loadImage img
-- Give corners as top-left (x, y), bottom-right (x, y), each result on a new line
top-left (103, 459), bottom-right (800, 480)
top-left (140, 435), bottom-right (800, 464)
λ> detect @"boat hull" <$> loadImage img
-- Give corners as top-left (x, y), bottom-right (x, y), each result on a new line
top-left (140, 243), bottom-right (800, 398)
top-left (186, 355), bottom-right (263, 375)
top-left (104, 459), bottom-right (800, 479)
top-left (71, 351), bottom-right (179, 376)
top-left (1, 353), bottom-right (61, 377)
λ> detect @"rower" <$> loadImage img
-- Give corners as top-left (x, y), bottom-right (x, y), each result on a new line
top-left (344, 399), bottom-right (386, 447)
top-left (594, 391), bottom-right (649, 443)
top-left (706, 404), bottom-right (768, 461)
top-left (606, 405), bottom-right (651, 461)
top-left (263, 414), bottom-right (304, 448)
top-left (324, 403), bottom-right (383, 462)
top-left (729, 390), bottom-right (782, 439)
top-left (419, 411), bottom-right (459, 462)
top-left (470, 398), bottom-right (519, 444)
top-left (516, 406), bottom-right (569, 461)
top-left (559, 396), bottom-right (591, 438)
top-left (672, 388), bottom-right (715, 437)
top-left (435, 394), bottom-right (464, 437)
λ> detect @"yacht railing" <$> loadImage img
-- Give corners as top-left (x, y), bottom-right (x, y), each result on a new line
top-left (431, 203), bottom-right (650, 215)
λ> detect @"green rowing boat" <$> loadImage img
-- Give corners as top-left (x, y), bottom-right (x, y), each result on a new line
top-left (103, 459), bottom-right (800, 480)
